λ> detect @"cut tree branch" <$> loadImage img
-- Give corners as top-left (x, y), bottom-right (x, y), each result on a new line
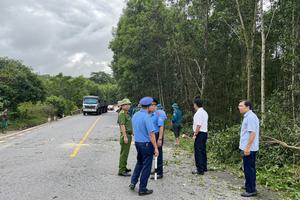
top-left (262, 136), bottom-right (300, 150)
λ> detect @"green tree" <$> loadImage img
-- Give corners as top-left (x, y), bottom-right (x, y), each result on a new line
top-left (89, 71), bottom-right (116, 84)
top-left (0, 57), bottom-right (46, 109)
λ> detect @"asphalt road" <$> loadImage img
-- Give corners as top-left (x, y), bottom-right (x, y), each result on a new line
top-left (0, 112), bottom-right (279, 200)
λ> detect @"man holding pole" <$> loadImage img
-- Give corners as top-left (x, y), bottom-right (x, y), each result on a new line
top-left (129, 97), bottom-right (159, 196)
top-left (150, 99), bottom-right (167, 180)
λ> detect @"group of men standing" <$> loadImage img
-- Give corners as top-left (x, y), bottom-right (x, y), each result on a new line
top-left (116, 96), bottom-right (259, 198)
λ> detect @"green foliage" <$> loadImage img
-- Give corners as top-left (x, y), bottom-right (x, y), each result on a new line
top-left (208, 125), bottom-right (241, 164)
top-left (257, 165), bottom-right (300, 198)
top-left (1, 57), bottom-right (119, 130)
top-left (258, 92), bottom-right (300, 167)
top-left (41, 74), bottom-right (119, 106)
top-left (98, 84), bottom-right (120, 104)
top-left (0, 97), bottom-right (4, 111)
top-left (89, 71), bottom-right (116, 84)
top-left (13, 102), bottom-right (54, 129)
top-left (0, 57), bottom-right (46, 109)
top-left (45, 96), bottom-right (77, 117)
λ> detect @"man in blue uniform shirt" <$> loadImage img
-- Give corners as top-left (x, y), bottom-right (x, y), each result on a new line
top-left (129, 97), bottom-right (159, 196)
top-left (150, 99), bottom-right (167, 179)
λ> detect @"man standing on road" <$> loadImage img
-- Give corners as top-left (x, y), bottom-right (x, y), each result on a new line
top-left (117, 98), bottom-right (133, 177)
top-left (238, 100), bottom-right (259, 197)
top-left (150, 100), bottom-right (167, 180)
top-left (192, 98), bottom-right (208, 175)
top-left (1, 109), bottom-right (8, 134)
top-left (172, 103), bottom-right (182, 145)
top-left (129, 97), bottom-right (159, 196)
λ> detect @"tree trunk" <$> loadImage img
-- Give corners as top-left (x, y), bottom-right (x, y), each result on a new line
top-left (291, 0), bottom-right (299, 124)
top-left (235, 0), bottom-right (257, 100)
top-left (260, 0), bottom-right (266, 125)
top-left (201, 0), bottom-right (210, 99)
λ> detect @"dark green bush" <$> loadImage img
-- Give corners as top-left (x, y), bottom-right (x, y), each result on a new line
top-left (46, 96), bottom-right (78, 117)
top-left (208, 125), bottom-right (241, 164)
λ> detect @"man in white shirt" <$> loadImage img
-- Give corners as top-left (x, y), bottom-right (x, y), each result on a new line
top-left (192, 98), bottom-right (208, 175)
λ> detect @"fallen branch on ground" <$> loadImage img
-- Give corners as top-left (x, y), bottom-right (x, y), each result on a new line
top-left (262, 136), bottom-right (300, 150)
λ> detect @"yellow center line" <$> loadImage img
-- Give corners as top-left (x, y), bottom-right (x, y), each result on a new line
top-left (69, 117), bottom-right (101, 159)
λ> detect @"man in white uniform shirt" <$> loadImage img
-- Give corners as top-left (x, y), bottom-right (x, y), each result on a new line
top-left (192, 98), bottom-right (208, 175)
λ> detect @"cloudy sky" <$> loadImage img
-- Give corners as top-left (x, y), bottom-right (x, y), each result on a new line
top-left (0, 0), bottom-right (126, 76)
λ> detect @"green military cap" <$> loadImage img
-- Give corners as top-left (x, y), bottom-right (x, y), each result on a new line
top-left (117, 101), bottom-right (122, 107)
top-left (119, 98), bottom-right (131, 106)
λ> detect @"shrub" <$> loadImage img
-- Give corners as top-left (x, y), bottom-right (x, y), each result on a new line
top-left (46, 96), bottom-right (66, 117)
top-left (208, 125), bottom-right (241, 164)
top-left (14, 102), bottom-right (54, 129)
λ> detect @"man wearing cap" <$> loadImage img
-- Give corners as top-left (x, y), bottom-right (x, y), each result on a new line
top-left (116, 101), bottom-right (122, 113)
top-left (129, 97), bottom-right (159, 196)
top-left (117, 98), bottom-right (133, 177)
top-left (150, 99), bottom-right (167, 180)
top-left (172, 103), bottom-right (182, 145)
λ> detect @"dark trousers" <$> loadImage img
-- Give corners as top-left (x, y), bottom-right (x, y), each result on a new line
top-left (155, 133), bottom-right (163, 176)
top-left (131, 142), bottom-right (154, 192)
top-left (194, 132), bottom-right (208, 172)
top-left (243, 151), bottom-right (257, 193)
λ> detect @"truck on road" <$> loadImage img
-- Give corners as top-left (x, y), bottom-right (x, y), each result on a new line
top-left (82, 96), bottom-right (108, 115)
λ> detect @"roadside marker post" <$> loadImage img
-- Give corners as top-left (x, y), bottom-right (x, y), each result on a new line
top-left (154, 156), bottom-right (158, 181)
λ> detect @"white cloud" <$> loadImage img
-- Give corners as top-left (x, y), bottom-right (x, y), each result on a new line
top-left (0, 0), bottom-right (126, 77)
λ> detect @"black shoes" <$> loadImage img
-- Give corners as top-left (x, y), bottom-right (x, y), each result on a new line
top-left (192, 170), bottom-right (204, 175)
top-left (118, 172), bottom-right (131, 177)
top-left (138, 189), bottom-right (153, 196)
top-left (241, 191), bottom-right (258, 197)
top-left (151, 175), bottom-right (163, 180)
top-left (126, 168), bottom-right (131, 172)
top-left (129, 184), bottom-right (153, 196)
top-left (129, 183), bottom-right (135, 190)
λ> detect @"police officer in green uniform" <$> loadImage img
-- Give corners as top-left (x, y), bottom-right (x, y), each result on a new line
top-left (1, 109), bottom-right (8, 134)
top-left (118, 98), bottom-right (133, 176)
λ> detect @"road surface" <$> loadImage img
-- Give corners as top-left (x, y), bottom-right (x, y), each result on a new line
top-left (0, 112), bottom-right (278, 200)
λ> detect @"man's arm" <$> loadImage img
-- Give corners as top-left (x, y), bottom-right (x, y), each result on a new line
top-left (158, 126), bottom-right (164, 140)
top-left (150, 132), bottom-right (159, 157)
top-left (193, 125), bottom-right (201, 140)
top-left (244, 132), bottom-right (256, 156)
top-left (157, 126), bottom-right (164, 147)
top-left (146, 116), bottom-right (159, 157)
top-left (120, 125), bottom-right (128, 144)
